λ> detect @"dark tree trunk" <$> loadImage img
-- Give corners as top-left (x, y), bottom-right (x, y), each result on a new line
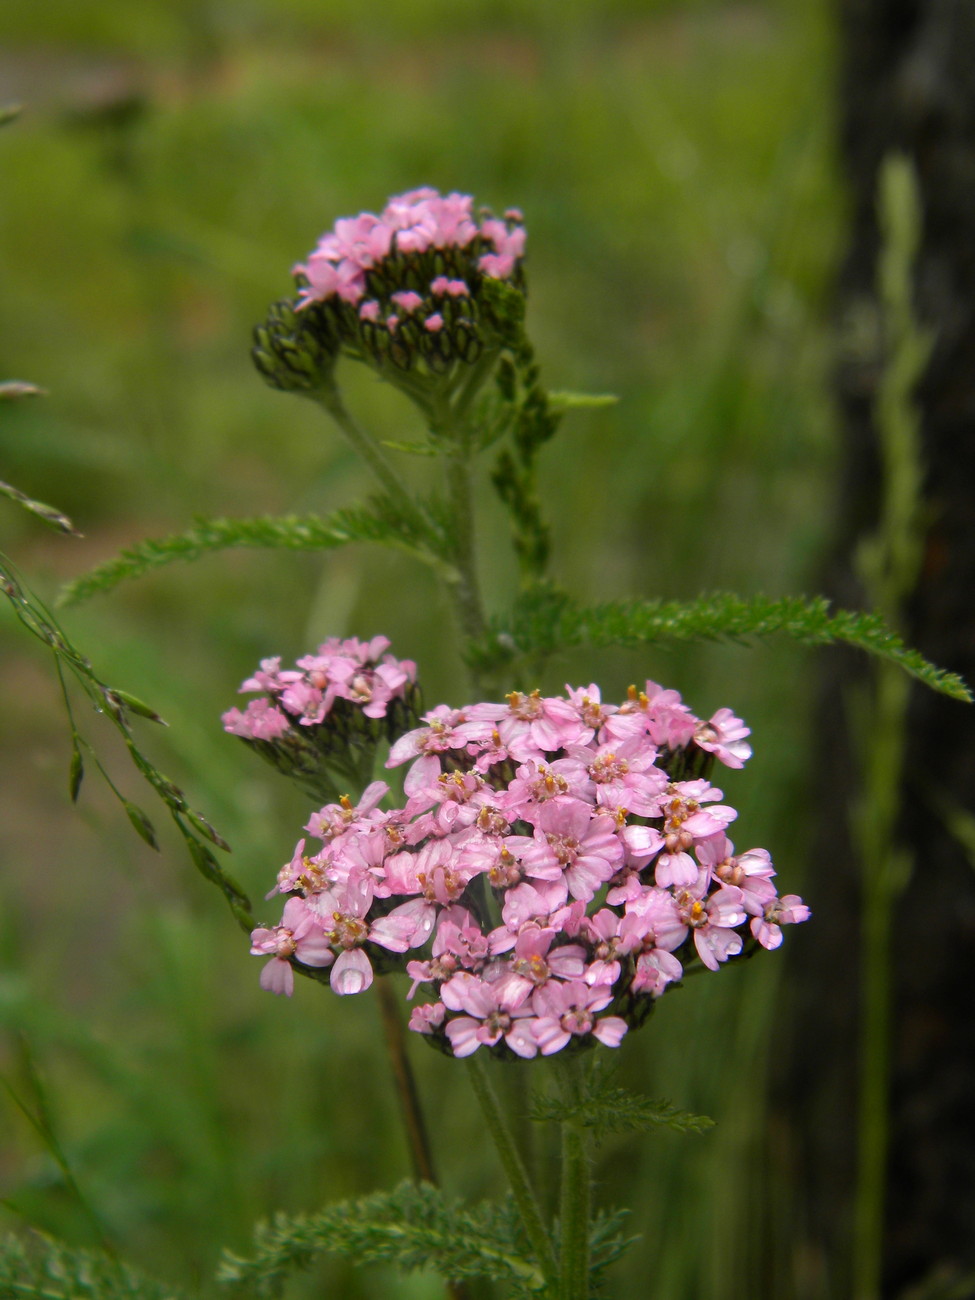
top-left (776, 2), bottom-right (975, 1295)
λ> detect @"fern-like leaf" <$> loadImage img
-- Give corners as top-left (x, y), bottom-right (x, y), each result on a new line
top-left (469, 587), bottom-right (971, 702)
top-left (531, 1085), bottom-right (713, 1139)
top-left (589, 1207), bottom-right (640, 1287)
top-left (218, 1181), bottom-right (546, 1297)
top-left (0, 1233), bottom-right (189, 1300)
top-left (59, 499), bottom-right (452, 606)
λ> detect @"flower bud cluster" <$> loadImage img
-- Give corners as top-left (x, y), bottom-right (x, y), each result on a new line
top-left (254, 188), bottom-right (527, 389)
top-left (251, 299), bottom-right (336, 394)
top-left (222, 636), bottom-right (420, 800)
top-left (243, 654), bottom-right (809, 1059)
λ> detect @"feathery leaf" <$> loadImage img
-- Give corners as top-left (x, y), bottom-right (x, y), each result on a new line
top-left (218, 1181), bottom-right (546, 1296)
top-left (59, 501), bottom-right (452, 606)
top-left (468, 587), bottom-right (971, 702)
top-left (0, 1234), bottom-right (188, 1299)
top-left (531, 1085), bottom-right (713, 1138)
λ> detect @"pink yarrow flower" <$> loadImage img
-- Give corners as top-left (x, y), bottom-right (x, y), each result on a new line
top-left (236, 643), bottom-right (806, 1050)
top-left (751, 894), bottom-right (811, 950)
top-left (441, 972), bottom-right (538, 1058)
top-left (250, 897), bottom-right (334, 996)
top-left (530, 981), bottom-right (627, 1055)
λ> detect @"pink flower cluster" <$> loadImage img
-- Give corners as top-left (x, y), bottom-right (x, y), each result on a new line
top-left (293, 187), bottom-right (525, 333)
top-left (222, 635), bottom-right (417, 741)
top-left (246, 664), bottom-right (809, 1059)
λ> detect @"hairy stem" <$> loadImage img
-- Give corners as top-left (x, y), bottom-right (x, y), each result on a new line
top-left (466, 1054), bottom-right (558, 1291)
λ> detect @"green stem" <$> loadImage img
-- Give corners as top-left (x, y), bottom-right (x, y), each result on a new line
top-left (443, 446), bottom-right (486, 648)
top-left (430, 393), bottom-right (488, 693)
top-left (555, 1059), bottom-right (592, 1300)
top-left (314, 386), bottom-right (411, 503)
top-left (450, 346), bottom-right (500, 424)
top-left (375, 981), bottom-right (438, 1186)
top-left (559, 1120), bottom-right (591, 1300)
top-left (852, 665), bottom-right (910, 1300)
top-left (466, 1054), bottom-right (558, 1292)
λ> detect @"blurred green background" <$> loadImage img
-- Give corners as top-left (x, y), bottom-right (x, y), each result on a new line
top-left (0, 1), bottom-right (841, 1295)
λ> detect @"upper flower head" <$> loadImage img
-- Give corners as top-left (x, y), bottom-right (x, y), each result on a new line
top-left (254, 188), bottom-right (528, 397)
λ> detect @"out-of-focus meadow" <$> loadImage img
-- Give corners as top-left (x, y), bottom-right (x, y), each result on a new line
top-left (1, 1), bottom-right (841, 1296)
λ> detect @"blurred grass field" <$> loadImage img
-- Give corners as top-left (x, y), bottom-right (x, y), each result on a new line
top-left (1, 2), bottom-right (841, 1295)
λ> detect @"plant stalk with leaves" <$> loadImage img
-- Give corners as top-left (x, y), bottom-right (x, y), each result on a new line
top-left (5, 179), bottom-right (970, 1299)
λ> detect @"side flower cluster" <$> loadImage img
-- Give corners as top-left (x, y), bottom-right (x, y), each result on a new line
top-left (223, 636), bottom-right (420, 797)
top-left (253, 187), bottom-right (527, 389)
top-left (242, 657), bottom-right (809, 1059)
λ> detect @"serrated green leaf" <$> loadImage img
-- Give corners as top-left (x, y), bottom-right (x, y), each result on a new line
top-left (589, 1207), bottom-right (639, 1281)
top-left (123, 802), bottom-right (159, 851)
top-left (58, 500), bottom-right (451, 606)
top-left (218, 1181), bottom-right (546, 1296)
top-left (531, 1085), bottom-right (713, 1138)
top-left (469, 587), bottom-right (972, 702)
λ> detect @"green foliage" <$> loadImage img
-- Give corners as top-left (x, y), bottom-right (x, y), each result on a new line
top-left (58, 500), bottom-right (453, 607)
top-left (0, 560), bottom-right (251, 931)
top-left (531, 1079), bottom-right (713, 1140)
top-left (857, 154), bottom-right (931, 617)
top-left (0, 1234), bottom-right (188, 1300)
top-left (218, 1181), bottom-right (547, 1296)
top-left (469, 585), bottom-right (972, 701)
top-left (533, 1088), bottom-right (713, 1139)
top-left (490, 345), bottom-right (564, 583)
top-left (588, 1209), bottom-right (640, 1287)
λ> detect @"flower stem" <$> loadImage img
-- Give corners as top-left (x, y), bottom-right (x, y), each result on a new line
top-left (375, 985), bottom-right (472, 1300)
top-left (466, 1054), bottom-right (558, 1292)
top-left (443, 445), bottom-right (486, 648)
top-left (375, 980), bottom-right (437, 1185)
top-left (555, 1060), bottom-right (592, 1300)
top-left (559, 1122), bottom-right (591, 1300)
top-left (314, 385), bottom-right (411, 503)
top-left (430, 393), bottom-right (488, 690)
